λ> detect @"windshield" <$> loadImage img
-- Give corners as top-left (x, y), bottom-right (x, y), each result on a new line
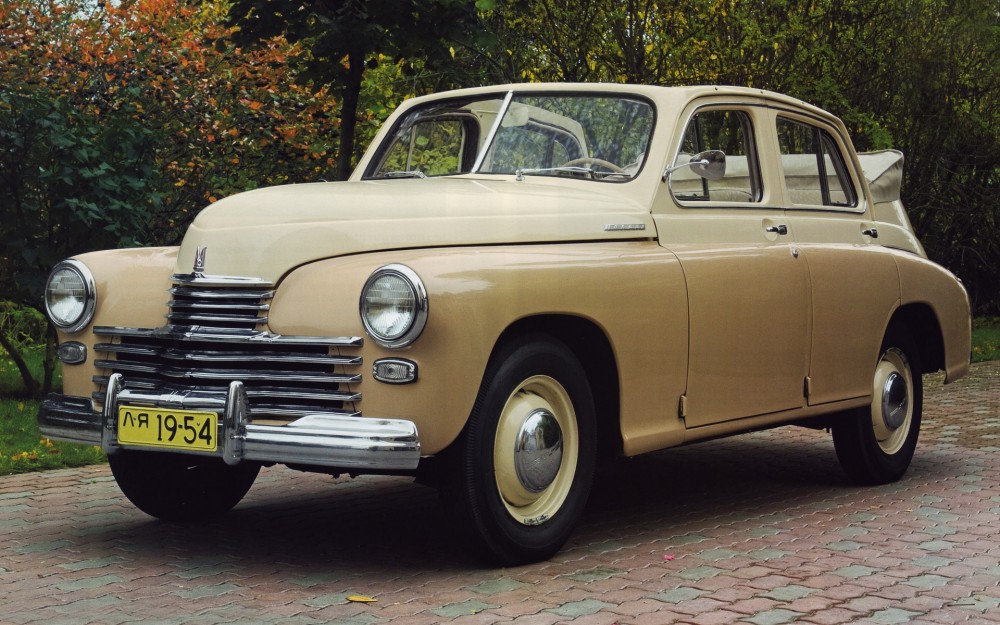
top-left (365, 92), bottom-right (656, 182)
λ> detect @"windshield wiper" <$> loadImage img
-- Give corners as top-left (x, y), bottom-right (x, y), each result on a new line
top-left (515, 166), bottom-right (594, 181)
top-left (383, 170), bottom-right (427, 179)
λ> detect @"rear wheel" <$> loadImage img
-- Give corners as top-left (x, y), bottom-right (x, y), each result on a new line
top-left (447, 335), bottom-right (596, 565)
top-left (833, 329), bottom-right (922, 484)
top-left (109, 451), bottom-right (260, 521)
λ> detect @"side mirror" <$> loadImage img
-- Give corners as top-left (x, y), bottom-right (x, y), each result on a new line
top-left (663, 150), bottom-right (727, 182)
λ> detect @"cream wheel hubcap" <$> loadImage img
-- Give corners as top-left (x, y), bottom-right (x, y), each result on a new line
top-left (870, 347), bottom-right (913, 455)
top-left (493, 375), bottom-right (578, 526)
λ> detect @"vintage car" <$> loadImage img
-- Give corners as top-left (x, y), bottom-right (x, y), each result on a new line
top-left (39, 84), bottom-right (971, 565)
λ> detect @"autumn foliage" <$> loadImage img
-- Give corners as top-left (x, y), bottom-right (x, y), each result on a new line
top-left (1, 0), bottom-right (339, 289)
top-left (0, 0), bottom-right (340, 394)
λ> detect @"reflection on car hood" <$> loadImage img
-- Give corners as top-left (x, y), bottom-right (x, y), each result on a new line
top-left (176, 177), bottom-right (652, 283)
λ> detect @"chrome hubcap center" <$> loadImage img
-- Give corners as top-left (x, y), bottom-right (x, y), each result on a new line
top-left (881, 371), bottom-right (909, 430)
top-left (513, 409), bottom-right (563, 493)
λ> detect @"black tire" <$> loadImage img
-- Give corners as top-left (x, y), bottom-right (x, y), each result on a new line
top-left (109, 451), bottom-right (260, 522)
top-left (446, 335), bottom-right (597, 565)
top-left (832, 328), bottom-right (922, 484)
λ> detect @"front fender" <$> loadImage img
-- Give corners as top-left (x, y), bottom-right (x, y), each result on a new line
top-left (267, 241), bottom-right (689, 456)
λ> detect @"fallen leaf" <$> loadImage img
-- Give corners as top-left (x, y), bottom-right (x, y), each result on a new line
top-left (347, 595), bottom-right (377, 603)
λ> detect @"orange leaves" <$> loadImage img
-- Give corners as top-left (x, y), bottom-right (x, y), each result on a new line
top-left (4, 0), bottom-right (340, 243)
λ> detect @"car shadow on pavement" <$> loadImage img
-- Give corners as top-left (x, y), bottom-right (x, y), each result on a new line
top-left (82, 426), bottom-right (963, 574)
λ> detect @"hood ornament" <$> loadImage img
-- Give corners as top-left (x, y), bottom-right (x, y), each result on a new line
top-left (193, 246), bottom-right (207, 273)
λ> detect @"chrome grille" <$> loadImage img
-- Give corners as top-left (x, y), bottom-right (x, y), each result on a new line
top-left (167, 285), bottom-right (273, 329)
top-left (92, 274), bottom-right (363, 421)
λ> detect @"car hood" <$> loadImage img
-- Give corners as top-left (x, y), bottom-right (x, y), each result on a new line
top-left (176, 177), bottom-right (653, 283)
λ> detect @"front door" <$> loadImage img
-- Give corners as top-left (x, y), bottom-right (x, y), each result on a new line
top-left (656, 105), bottom-right (811, 427)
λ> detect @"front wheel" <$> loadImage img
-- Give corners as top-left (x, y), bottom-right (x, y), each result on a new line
top-left (446, 335), bottom-right (596, 565)
top-left (109, 451), bottom-right (260, 522)
top-left (832, 329), bottom-right (922, 484)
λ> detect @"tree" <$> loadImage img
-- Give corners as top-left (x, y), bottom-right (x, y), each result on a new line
top-left (227, 0), bottom-right (486, 180)
top-left (0, 0), bottom-right (341, 395)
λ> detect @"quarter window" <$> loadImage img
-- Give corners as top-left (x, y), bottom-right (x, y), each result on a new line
top-left (777, 117), bottom-right (858, 208)
top-left (671, 109), bottom-right (761, 204)
top-left (374, 117), bottom-right (472, 177)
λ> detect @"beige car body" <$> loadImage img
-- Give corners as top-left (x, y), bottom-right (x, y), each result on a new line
top-left (50, 83), bottom-right (969, 462)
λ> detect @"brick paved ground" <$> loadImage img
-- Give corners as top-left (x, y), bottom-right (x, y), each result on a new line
top-left (2, 362), bottom-right (999, 625)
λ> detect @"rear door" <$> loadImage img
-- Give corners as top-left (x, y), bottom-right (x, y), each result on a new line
top-left (770, 111), bottom-right (900, 405)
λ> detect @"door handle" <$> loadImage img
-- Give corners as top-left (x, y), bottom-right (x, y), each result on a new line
top-left (765, 224), bottom-right (788, 235)
top-left (863, 227), bottom-right (879, 239)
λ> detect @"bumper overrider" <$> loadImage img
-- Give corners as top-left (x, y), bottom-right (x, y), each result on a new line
top-left (38, 373), bottom-right (421, 471)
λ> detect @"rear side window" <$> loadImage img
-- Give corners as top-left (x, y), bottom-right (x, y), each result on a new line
top-left (777, 117), bottom-right (858, 208)
top-left (671, 109), bottom-right (762, 204)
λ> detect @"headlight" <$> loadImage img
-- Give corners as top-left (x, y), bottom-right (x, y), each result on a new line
top-left (360, 264), bottom-right (428, 348)
top-left (45, 260), bottom-right (96, 333)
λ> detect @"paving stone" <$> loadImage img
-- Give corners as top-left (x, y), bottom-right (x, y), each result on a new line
top-left (950, 594), bottom-right (1000, 611)
top-left (55, 574), bottom-right (125, 591)
top-left (175, 582), bottom-right (246, 599)
top-left (743, 608), bottom-right (805, 625)
top-left (831, 565), bottom-right (880, 579)
top-left (760, 585), bottom-right (816, 601)
top-left (545, 599), bottom-right (615, 618)
top-left (677, 565), bottom-right (725, 580)
top-left (465, 576), bottom-right (528, 595)
top-left (649, 587), bottom-right (710, 604)
top-left (431, 599), bottom-right (498, 618)
top-left (903, 574), bottom-right (951, 589)
top-left (864, 608), bottom-right (925, 624)
top-left (564, 567), bottom-right (622, 583)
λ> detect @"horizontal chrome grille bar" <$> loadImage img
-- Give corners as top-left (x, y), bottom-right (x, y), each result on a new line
top-left (93, 379), bottom-right (362, 404)
top-left (96, 343), bottom-right (361, 367)
top-left (96, 326), bottom-right (364, 347)
top-left (166, 313), bottom-right (269, 325)
top-left (94, 359), bottom-right (361, 384)
top-left (169, 287), bottom-right (276, 300)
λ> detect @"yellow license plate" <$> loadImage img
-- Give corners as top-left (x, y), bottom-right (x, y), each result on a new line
top-left (117, 406), bottom-right (218, 452)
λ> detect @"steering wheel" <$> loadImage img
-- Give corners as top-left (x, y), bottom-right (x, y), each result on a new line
top-left (560, 157), bottom-right (627, 174)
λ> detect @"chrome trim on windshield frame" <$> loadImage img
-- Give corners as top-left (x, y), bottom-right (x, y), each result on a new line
top-left (471, 90), bottom-right (514, 173)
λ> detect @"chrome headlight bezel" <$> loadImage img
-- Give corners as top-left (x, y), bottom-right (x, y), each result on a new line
top-left (359, 264), bottom-right (428, 349)
top-left (44, 259), bottom-right (97, 333)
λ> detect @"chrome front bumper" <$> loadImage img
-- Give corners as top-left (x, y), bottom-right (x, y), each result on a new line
top-left (38, 374), bottom-right (421, 471)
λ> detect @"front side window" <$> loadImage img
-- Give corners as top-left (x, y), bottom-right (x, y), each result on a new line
top-left (670, 109), bottom-right (761, 203)
top-left (365, 93), bottom-right (655, 182)
top-left (777, 117), bottom-right (858, 208)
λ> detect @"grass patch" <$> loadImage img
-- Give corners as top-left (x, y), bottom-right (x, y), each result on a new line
top-left (1, 343), bottom-right (104, 476)
top-left (0, 398), bottom-right (105, 475)
top-left (972, 316), bottom-right (1000, 363)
